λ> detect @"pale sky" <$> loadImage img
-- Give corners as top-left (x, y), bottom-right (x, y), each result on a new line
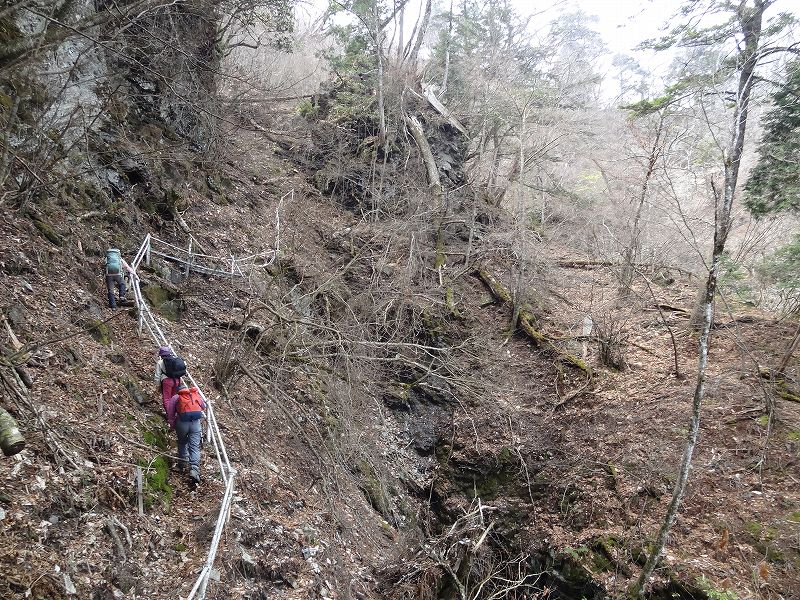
top-left (298, 0), bottom-right (676, 73)
top-left (298, 0), bottom-right (797, 100)
top-left (545, 0), bottom-right (676, 55)
top-left (300, 0), bottom-right (677, 54)
top-left (510, 0), bottom-right (678, 99)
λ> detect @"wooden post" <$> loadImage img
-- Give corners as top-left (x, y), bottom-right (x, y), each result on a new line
top-left (136, 466), bottom-right (144, 516)
top-left (185, 238), bottom-right (193, 277)
top-left (135, 279), bottom-right (144, 334)
top-left (582, 316), bottom-right (593, 361)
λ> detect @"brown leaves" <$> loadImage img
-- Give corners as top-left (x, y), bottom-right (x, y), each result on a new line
top-left (717, 527), bottom-right (729, 553)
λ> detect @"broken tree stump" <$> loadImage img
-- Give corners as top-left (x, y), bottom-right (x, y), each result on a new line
top-left (0, 406), bottom-right (25, 457)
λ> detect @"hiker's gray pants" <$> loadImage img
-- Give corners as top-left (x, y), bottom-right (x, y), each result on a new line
top-left (176, 419), bottom-right (202, 470)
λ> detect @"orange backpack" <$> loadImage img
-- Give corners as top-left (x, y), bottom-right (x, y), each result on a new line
top-left (177, 387), bottom-right (204, 421)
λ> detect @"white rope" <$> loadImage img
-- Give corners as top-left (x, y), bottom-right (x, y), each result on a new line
top-left (129, 235), bottom-right (237, 600)
top-left (142, 196), bottom-right (286, 278)
top-left (195, 472), bottom-right (236, 598)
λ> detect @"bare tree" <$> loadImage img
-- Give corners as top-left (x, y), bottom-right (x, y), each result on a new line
top-left (636, 1), bottom-right (772, 594)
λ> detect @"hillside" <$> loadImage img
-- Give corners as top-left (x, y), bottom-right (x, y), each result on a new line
top-left (2, 113), bottom-right (799, 598)
top-left (2, 1), bottom-right (800, 599)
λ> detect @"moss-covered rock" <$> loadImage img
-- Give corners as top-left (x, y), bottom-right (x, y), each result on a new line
top-left (0, 17), bottom-right (22, 61)
top-left (137, 456), bottom-right (173, 511)
top-left (136, 418), bottom-right (173, 510)
top-left (743, 520), bottom-right (785, 563)
top-left (141, 417), bottom-right (170, 451)
top-left (462, 446), bottom-right (520, 501)
top-left (31, 215), bottom-right (64, 246)
top-left (83, 319), bottom-right (112, 345)
top-left (142, 283), bottom-right (185, 322)
top-left (120, 376), bottom-right (147, 405)
top-left (356, 459), bottom-right (391, 519)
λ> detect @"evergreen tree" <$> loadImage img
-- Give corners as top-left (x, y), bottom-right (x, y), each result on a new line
top-left (758, 233), bottom-right (800, 314)
top-left (744, 60), bottom-right (800, 216)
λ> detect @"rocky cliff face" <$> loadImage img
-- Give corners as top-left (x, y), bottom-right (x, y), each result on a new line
top-left (2, 0), bottom-right (221, 219)
top-left (11, 1), bottom-right (107, 141)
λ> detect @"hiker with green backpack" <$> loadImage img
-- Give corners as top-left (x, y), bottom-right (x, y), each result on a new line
top-left (103, 247), bottom-right (134, 309)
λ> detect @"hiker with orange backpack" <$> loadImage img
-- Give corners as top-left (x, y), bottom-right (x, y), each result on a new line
top-left (166, 382), bottom-right (206, 486)
top-left (154, 346), bottom-right (186, 414)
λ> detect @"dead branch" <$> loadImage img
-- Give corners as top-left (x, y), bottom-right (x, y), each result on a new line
top-left (104, 517), bottom-right (127, 560)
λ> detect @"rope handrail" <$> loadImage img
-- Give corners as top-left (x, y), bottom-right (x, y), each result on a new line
top-left (142, 237), bottom-right (276, 278)
top-left (127, 191), bottom-right (287, 596)
top-left (130, 234), bottom-right (236, 600)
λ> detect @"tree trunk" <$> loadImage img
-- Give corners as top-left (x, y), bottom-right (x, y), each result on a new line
top-left (509, 108), bottom-right (527, 332)
top-left (396, 3), bottom-right (404, 59)
top-left (775, 320), bottom-right (800, 376)
top-left (408, 0), bottom-right (432, 67)
top-left (374, 6), bottom-right (387, 146)
top-left (621, 113), bottom-right (664, 295)
top-left (441, 0), bottom-right (454, 95)
top-left (636, 2), bottom-right (765, 595)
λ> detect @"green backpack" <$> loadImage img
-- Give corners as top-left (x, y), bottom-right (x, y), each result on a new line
top-left (105, 249), bottom-right (122, 275)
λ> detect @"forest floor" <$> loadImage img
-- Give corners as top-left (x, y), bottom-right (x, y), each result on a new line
top-left (454, 263), bottom-right (800, 598)
top-left (0, 128), bottom-right (798, 600)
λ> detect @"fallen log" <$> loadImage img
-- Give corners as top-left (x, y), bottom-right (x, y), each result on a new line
top-left (757, 367), bottom-right (800, 403)
top-left (654, 304), bottom-right (690, 315)
top-left (556, 259), bottom-right (693, 276)
top-left (476, 267), bottom-right (511, 303)
top-left (475, 267), bottom-right (590, 375)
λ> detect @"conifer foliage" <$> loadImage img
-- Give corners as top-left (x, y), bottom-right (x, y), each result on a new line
top-left (745, 60), bottom-right (800, 216)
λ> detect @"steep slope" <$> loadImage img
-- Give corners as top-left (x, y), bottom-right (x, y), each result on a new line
top-left (1, 54), bottom-right (799, 600)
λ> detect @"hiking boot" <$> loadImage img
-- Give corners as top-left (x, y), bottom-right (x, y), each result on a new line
top-left (189, 467), bottom-right (200, 488)
top-left (175, 461), bottom-right (186, 473)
